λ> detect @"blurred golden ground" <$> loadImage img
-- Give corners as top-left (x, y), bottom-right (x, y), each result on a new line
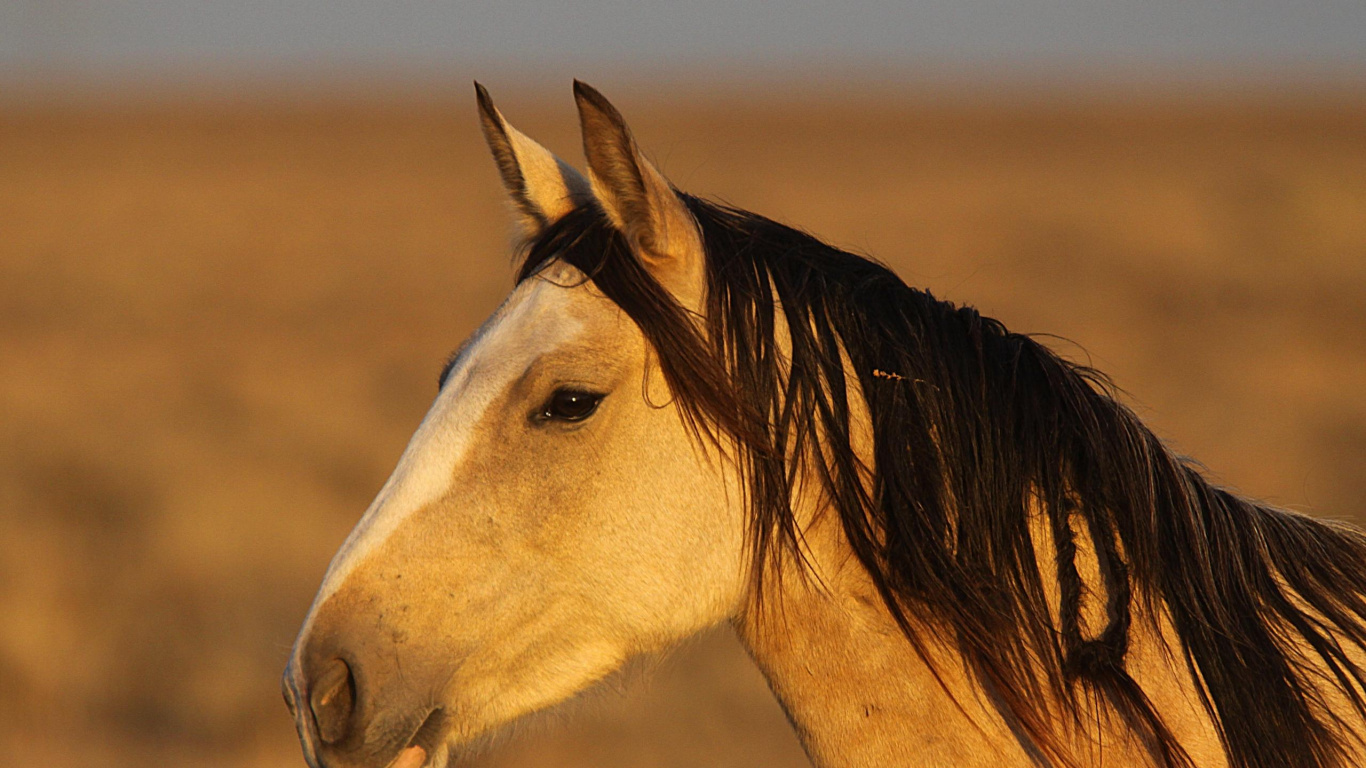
top-left (1, 86), bottom-right (1364, 767)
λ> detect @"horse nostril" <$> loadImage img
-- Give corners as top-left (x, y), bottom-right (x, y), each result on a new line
top-left (309, 658), bottom-right (355, 745)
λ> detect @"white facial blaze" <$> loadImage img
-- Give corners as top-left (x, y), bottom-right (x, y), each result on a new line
top-left (302, 271), bottom-right (586, 621)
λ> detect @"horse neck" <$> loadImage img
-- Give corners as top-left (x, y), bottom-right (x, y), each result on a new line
top-left (728, 442), bottom-right (1253, 768)
top-left (730, 505), bottom-right (1033, 768)
top-left (730, 504), bottom-right (1237, 768)
top-left (719, 306), bottom-right (1358, 766)
top-left (722, 315), bottom-right (1027, 765)
top-left (722, 298), bottom-right (1213, 765)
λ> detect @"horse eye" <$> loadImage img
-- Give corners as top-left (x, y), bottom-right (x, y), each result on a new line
top-left (540, 389), bottom-right (603, 423)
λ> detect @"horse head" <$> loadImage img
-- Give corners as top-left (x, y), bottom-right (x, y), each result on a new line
top-left (282, 83), bottom-right (751, 768)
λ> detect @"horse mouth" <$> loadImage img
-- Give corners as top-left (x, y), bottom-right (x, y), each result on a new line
top-left (388, 708), bottom-right (447, 768)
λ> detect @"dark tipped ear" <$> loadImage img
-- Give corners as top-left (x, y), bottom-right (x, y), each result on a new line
top-left (476, 82), bottom-right (591, 235)
top-left (573, 80), bottom-right (705, 309)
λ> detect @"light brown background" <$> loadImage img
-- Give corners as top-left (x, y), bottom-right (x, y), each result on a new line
top-left (2, 87), bottom-right (1364, 766)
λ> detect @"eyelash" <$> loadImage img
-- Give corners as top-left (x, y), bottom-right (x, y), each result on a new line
top-left (535, 389), bottom-right (605, 423)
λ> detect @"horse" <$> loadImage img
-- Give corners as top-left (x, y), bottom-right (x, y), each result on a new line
top-left (282, 81), bottom-right (1366, 768)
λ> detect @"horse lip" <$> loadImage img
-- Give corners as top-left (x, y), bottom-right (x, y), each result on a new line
top-left (404, 707), bottom-right (448, 758)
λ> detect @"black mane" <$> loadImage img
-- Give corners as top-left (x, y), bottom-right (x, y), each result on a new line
top-left (517, 198), bottom-right (1366, 768)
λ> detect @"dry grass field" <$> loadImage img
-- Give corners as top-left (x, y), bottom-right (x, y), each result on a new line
top-left (1, 84), bottom-right (1364, 767)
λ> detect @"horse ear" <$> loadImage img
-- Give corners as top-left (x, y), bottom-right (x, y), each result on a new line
top-left (573, 80), bottom-right (705, 309)
top-left (475, 82), bottom-right (591, 235)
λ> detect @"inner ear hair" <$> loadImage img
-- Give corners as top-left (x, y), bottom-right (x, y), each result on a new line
top-left (476, 82), bottom-right (545, 228)
top-left (574, 80), bottom-right (691, 259)
top-left (476, 81), bottom-right (591, 235)
top-left (572, 81), bottom-right (707, 311)
top-left (579, 93), bottom-right (646, 242)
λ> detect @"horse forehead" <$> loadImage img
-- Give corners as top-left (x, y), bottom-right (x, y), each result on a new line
top-left (476, 268), bottom-right (602, 361)
top-left (306, 267), bottom-right (606, 612)
top-left (405, 267), bottom-right (605, 476)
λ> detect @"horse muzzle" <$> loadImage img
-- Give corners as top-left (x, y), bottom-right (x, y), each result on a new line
top-left (283, 592), bottom-right (452, 768)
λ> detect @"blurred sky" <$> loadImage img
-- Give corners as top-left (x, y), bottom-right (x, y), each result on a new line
top-left (3, 1), bottom-right (1365, 89)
